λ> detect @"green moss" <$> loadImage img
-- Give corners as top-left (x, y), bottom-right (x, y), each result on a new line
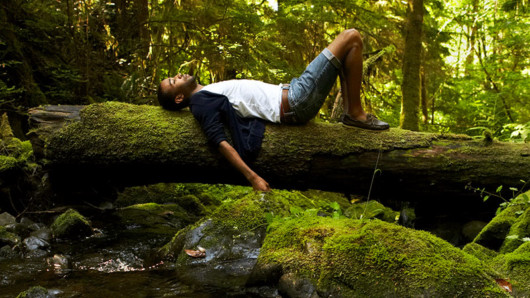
top-left (0, 134), bottom-right (34, 174)
top-left (491, 242), bottom-right (530, 294)
top-left (300, 189), bottom-right (351, 211)
top-left (463, 242), bottom-right (499, 263)
top-left (115, 183), bottom-right (255, 221)
top-left (158, 225), bottom-right (191, 258)
top-left (0, 226), bottom-right (20, 246)
top-left (0, 155), bottom-right (18, 172)
top-left (344, 200), bottom-right (399, 223)
top-left (0, 113), bottom-right (14, 140)
top-left (258, 215), bottom-right (506, 297)
top-left (46, 102), bottom-right (211, 164)
top-left (162, 188), bottom-right (351, 259)
top-left (500, 207), bottom-right (530, 253)
top-left (50, 209), bottom-right (93, 239)
top-left (474, 192), bottom-right (530, 251)
top-left (117, 202), bottom-right (193, 234)
top-left (16, 286), bottom-right (48, 298)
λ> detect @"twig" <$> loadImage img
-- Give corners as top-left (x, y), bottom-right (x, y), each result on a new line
top-left (361, 140), bottom-right (383, 223)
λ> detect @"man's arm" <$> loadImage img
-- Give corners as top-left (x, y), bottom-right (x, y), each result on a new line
top-left (218, 140), bottom-right (271, 192)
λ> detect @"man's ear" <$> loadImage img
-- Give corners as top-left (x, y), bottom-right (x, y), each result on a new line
top-left (174, 94), bottom-right (185, 104)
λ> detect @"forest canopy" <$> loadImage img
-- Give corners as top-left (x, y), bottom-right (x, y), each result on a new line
top-left (1, 0), bottom-right (528, 140)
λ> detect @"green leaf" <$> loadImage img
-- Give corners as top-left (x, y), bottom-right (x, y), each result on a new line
top-left (496, 185), bottom-right (503, 193)
top-left (509, 187), bottom-right (518, 192)
top-left (483, 195), bottom-right (490, 202)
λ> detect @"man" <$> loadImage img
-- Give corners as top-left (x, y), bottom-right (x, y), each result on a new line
top-left (157, 29), bottom-right (389, 191)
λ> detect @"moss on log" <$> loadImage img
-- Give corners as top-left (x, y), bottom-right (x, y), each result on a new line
top-left (28, 102), bottom-right (530, 198)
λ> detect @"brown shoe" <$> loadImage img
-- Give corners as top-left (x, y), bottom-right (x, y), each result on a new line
top-left (341, 113), bottom-right (389, 130)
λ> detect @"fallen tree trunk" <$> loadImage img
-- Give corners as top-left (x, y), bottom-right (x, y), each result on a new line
top-left (28, 102), bottom-right (530, 201)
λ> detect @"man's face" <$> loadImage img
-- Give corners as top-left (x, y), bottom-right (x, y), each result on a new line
top-left (160, 73), bottom-right (197, 99)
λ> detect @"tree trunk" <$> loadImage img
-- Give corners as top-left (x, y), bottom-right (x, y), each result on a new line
top-left (420, 67), bottom-right (429, 124)
top-left (400, 0), bottom-right (423, 131)
top-left (28, 103), bottom-right (530, 202)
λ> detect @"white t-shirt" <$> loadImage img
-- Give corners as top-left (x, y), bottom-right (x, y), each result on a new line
top-left (201, 80), bottom-right (282, 123)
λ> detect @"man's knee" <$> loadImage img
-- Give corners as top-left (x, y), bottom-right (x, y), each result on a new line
top-left (341, 29), bottom-right (363, 49)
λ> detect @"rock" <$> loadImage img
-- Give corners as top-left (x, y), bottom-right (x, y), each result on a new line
top-left (25, 248), bottom-right (48, 259)
top-left (500, 207), bottom-right (530, 253)
top-left (162, 189), bottom-right (345, 290)
top-left (115, 183), bottom-right (232, 212)
top-left (485, 242), bottom-right (530, 296)
top-left (344, 200), bottom-right (399, 223)
top-left (174, 218), bottom-right (266, 290)
top-left (398, 203), bottom-right (416, 228)
top-left (46, 254), bottom-right (70, 274)
top-left (0, 244), bottom-right (19, 260)
top-left (0, 212), bottom-right (16, 226)
top-left (0, 225), bottom-right (20, 246)
top-left (462, 220), bottom-right (487, 242)
top-left (20, 217), bottom-right (45, 231)
top-left (278, 273), bottom-right (319, 298)
top-left (430, 221), bottom-right (465, 246)
top-left (15, 285), bottom-right (52, 298)
top-left (462, 242), bottom-right (498, 263)
top-left (50, 209), bottom-right (93, 239)
top-left (257, 215), bottom-right (508, 297)
top-left (30, 228), bottom-right (52, 242)
top-left (24, 236), bottom-right (50, 251)
top-left (116, 202), bottom-right (194, 234)
top-left (473, 190), bottom-right (530, 251)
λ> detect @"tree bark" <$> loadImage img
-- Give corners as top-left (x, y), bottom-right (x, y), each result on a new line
top-left (28, 103), bottom-right (530, 201)
top-left (400, 0), bottom-right (423, 131)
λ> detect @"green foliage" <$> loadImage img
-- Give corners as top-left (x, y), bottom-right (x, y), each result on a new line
top-left (1, 0), bottom-right (527, 136)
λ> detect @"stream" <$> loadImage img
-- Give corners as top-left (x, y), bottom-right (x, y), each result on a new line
top-left (0, 208), bottom-right (278, 297)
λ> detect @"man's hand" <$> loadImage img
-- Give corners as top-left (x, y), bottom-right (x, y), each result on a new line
top-left (218, 140), bottom-right (271, 192)
top-left (249, 174), bottom-right (271, 192)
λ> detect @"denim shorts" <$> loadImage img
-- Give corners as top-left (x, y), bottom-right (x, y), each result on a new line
top-left (286, 48), bottom-right (341, 123)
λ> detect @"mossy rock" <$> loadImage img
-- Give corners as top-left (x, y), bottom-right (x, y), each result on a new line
top-left (116, 202), bottom-right (195, 234)
top-left (50, 209), bottom-right (93, 239)
top-left (0, 135), bottom-right (34, 174)
top-left (163, 189), bottom-right (349, 290)
top-left (300, 189), bottom-right (351, 211)
top-left (115, 183), bottom-right (248, 213)
top-left (500, 206), bottom-right (530, 253)
top-left (0, 226), bottom-right (20, 246)
top-left (473, 191), bottom-right (530, 251)
top-left (491, 242), bottom-right (530, 295)
top-left (463, 242), bottom-right (499, 263)
top-left (257, 215), bottom-right (507, 297)
top-left (0, 155), bottom-right (18, 172)
top-left (344, 200), bottom-right (399, 223)
top-left (16, 286), bottom-right (48, 298)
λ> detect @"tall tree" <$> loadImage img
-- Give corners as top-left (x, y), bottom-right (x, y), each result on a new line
top-left (400, 0), bottom-right (424, 131)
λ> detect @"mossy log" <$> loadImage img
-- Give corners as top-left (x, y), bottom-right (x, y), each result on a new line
top-left (28, 102), bottom-right (530, 200)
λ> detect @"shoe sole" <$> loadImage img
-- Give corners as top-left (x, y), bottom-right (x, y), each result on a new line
top-left (342, 123), bottom-right (389, 130)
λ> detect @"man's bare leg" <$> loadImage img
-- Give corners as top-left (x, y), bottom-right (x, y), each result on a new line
top-left (327, 29), bottom-right (367, 121)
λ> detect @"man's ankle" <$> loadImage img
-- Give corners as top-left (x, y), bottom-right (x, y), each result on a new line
top-left (346, 112), bottom-right (367, 121)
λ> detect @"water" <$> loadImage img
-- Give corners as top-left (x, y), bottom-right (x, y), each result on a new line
top-left (0, 210), bottom-right (246, 297)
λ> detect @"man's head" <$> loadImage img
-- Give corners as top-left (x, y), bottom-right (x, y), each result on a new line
top-left (157, 74), bottom-right (198, 110)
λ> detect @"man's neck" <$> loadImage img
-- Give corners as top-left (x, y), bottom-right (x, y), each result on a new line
top-left (190, 84), bottom-right (204, 97)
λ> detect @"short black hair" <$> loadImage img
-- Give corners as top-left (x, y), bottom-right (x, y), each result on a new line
top-left (157, 83), bottom-right (180, 110)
